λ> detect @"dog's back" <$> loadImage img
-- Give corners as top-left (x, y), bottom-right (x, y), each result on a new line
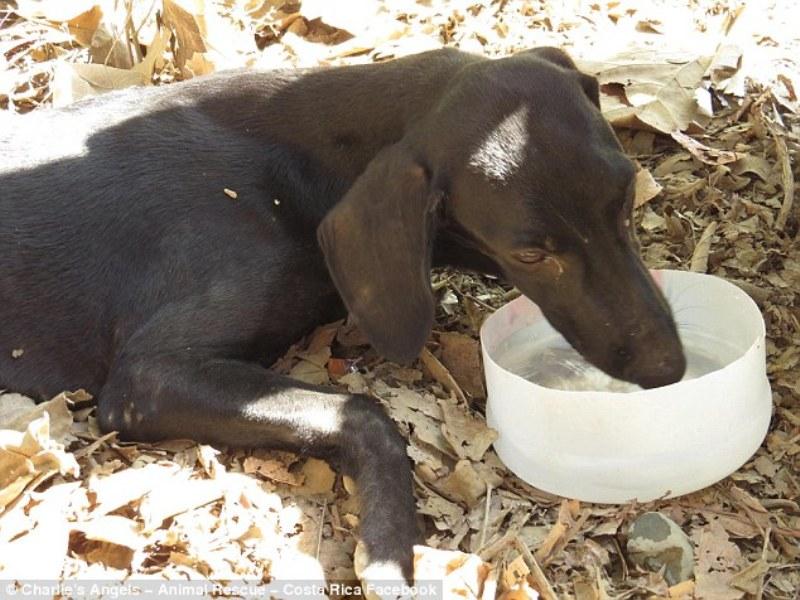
top-left (0, 73), bottom-right (343, 398)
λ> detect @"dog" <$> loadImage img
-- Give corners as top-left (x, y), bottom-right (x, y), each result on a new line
top-left (0, 47), bottom-right (686, 585)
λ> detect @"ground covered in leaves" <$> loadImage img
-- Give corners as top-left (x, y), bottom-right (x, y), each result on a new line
top-left (0, 0), bottom-right (798, 598)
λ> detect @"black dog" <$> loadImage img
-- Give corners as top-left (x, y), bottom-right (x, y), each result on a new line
top-left (0, 47), bottom-right (685, 583)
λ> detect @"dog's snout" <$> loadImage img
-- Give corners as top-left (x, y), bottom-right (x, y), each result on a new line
top-left (614, 345), bottom-right (632, 363)
top-left (626, 345), bottom-right (687, 389)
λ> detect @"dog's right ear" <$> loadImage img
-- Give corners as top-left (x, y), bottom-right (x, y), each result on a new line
top-left (317, 143), bottom-right (440, 364)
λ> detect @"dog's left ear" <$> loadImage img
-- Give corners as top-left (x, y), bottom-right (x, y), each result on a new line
top-left (520, 46), bottom-right (601, 108)
top-left (317, 143), bottom-right (440, 364)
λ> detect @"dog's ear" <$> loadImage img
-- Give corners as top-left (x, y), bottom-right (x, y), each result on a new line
top-left (521, 46), bottom-right (578, 70)
top-left (317, 143), bottom-right (439, 364)
top-left (577, 72), bottom-right (600, 108)
top-left (520, 47), bottom-right (601, 108)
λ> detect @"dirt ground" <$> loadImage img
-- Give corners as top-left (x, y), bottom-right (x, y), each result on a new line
top-left (0, 1), bottom-right (798, 598)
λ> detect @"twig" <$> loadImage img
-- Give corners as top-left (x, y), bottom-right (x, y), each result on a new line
top-left (478, 513), bottom-right (531, 562)
top-left (463, 293), bottom-right (497, 313)
top-left (124, 0), bottom-right (142, 63)
top-left (478, 483), bottom-right (493, 550)
top-left (478, 529), bottom-right (517, 562)
top-left (315, 501), bottom-right (326, 561)
top-left (72, 430), bottom-right (118, 459)
top-left (756, 527), bottom-right (771, 600)
top-left (513, 537), bottom-right (559, 600)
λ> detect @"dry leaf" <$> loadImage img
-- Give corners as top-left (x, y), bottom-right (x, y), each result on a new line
top-left (690, 221), bottom-right (718, 272)
top-left (67, 5), bottom-right (103, 47)
top-left (89, 18), bottom-right (136, 70)
top-left (243, 452), bottom-right (302, 485)
top-left (140, 477), bottom-right (225, 530)
top-left (729, 559), bottom-right (769, 594)
top-left (439, 332), bottom-right (486, 399)
top-left (418, 490), bottom-right (464, 529)
top-left (695, 571), bottom-right (745, 600)
top-left (89, 463), bottom-right (180, 516)
top-left (534, 500), bottom-right (579, 564)
top-left (0, 393), bottom-right (37, 427)
top-left (578, 50), bottom-right (713, 133)
top-left (0, 482), bottom-right (78, 578)
top-left (420, 347), bottom-right (467, 403)
top-left (501, 554), bottom-right (530, 589)
top-left (377, 384), bottom-right (452, 457)
top-left (437, 460), bottom-right (486, 507)
top-left (0, 411), bottom-right (79, 512)
top-left (296, 458), bottom-right (336, 496)
top-left (692, 519), bottom-right (744, 599)
top-left (2, 393), bottom-right (73, 442)
top-left (671, 130), bottom-right (742, 165)
top-left (706, 44), bottom-right (744, 94)
top-left (440, 399), bottom-right (497, 462)
top-left (163, 0), bottom-right (207, 70)
top-left (74, 515), bottom-right (147, 550)
top-left (82, 540), bottom-right (134, 570)
top-left (289, 356), bottom-right (330, 385)
top-left (668, 580), bottom-right (695, 598)
top-left (634, 166), bottom-right (663, 207)
top-left (52, 62), bottom-right (147, 106)
top-left (132, 27), bottom-right (171, 79)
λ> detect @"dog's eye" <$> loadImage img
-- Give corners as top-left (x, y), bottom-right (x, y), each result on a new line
top-left (512, 248), bottom-right (548, 264)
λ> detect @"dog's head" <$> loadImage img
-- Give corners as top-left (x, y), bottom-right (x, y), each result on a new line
top-left (318, 47), bottom-right (686, 389)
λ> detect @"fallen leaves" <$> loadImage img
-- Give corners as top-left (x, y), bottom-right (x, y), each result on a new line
top-left (692, 519), bottom-right (745, 600)
top-left (440, 397), bottom-right (498, 462)
top-left (420, 346), bottom-right (467, 403)
top-left (52, 61), bottom-right (147, 106)
top-left (0, 481), bottom-right (78, 579)
top-left (243, 450), bottom-right (302, 485)
top-left (439, 331), bottom-right (486, 399)
top-left (577, 50), bottom-right (714, 134)
top-left (670, 130), bottom-right (743, 165)
top-left (689, 221), bottom-right (718, 273)
top-left (634, 165), bottom-right (663, 207)
top-left (139, 476), bottom-right (225, 530)
top-left (411, 545), bottom-right (497, 600)
top-left (0, 395), bottom-right (78, 512)
top-left (2, 0), bottom-right (800, 597)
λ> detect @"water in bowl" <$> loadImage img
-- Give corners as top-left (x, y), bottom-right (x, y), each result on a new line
top-left (497, 331), bottom-right (742, 392)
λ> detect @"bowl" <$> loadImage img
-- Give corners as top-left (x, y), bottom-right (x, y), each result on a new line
top-left (481, 269), bottom-right (772, 503)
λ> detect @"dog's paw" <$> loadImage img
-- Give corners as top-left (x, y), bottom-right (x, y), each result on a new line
top-left (359, 561), bottom-right (415, 600)
top-left (354, 542), bottom-right (414, 600)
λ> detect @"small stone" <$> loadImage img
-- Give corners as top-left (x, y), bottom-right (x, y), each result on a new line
top-left (627, 512), bottom-right (694, 585)
top-left (223, 188), bottom-right (238, 199)
top-left (11, 348), bottom-right (24, 359)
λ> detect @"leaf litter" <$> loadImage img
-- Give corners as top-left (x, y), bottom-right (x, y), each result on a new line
top-left (1, 0), bottom-right (799, 597)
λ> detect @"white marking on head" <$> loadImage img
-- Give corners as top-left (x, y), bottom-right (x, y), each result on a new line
top-left (467, 105), bottom-right (530, 184)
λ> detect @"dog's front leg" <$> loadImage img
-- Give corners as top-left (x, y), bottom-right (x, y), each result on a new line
top-left (98, 354), bottom-right (418, 587)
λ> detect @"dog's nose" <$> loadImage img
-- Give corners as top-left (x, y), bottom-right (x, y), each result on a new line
top-left (628, 350), bottom-right (687, 389)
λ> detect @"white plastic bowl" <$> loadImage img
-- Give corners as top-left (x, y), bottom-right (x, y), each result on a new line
top-left (481, 269), bottom-right (772, 503)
